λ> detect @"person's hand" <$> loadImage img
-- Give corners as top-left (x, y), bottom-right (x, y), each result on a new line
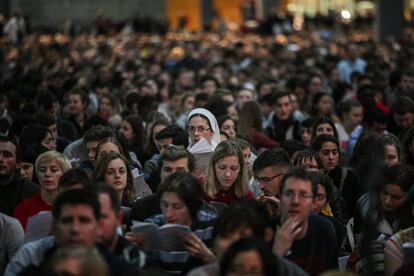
top-left (263, 195), bottom-right (280, 208)
top-left (181, 233), bottom-right (215, 263)
top-left (124, 232), bottom-right (145, 247)
top-left (272, 216), bottom-right (303, 257)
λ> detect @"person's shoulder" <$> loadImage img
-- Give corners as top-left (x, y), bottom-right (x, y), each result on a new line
top-left (0, 212), bottom-right (22, 229)
top-left (309, 214), bottom-right (336, 233)
top-left (277, 256), bottom-right (309, 276)
top-left (187, 261), bottom-right (219, 276)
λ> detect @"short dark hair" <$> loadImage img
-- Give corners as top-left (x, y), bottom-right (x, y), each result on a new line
top-left (158, 146), bottom-right (196, 173)
top-left (69, 88), bottom-right (90, 107)
top-left (220, 238), bottom-right (279, 276)
top-left (36, 90), bottom-right (58, 110)
top-left (52, 188), bottom-right (101, 221)
top-left (154, 125), bottom-right (189, 148)
top-left (58, 168), bottom-right (90, 190)
top-left (391, 96), bottom-right (414, 115)
top-left (274, 91), bottom-right (291, 104)
top-left (0, 135), bottom-right (21, 161)
top-left (96, 184), bottom-right (121, 213)
top-left (35, 112), bottom-right (56, 127)
top-left (253, 149), bottom-right (290, 174)
top-left (280, 140), bottom-right (306, 159)
top-left (280, 167), bottom-right (318, 197)
top-left (83, 126), bottom-right (115, 143)
top-left (157, 172), bottom-right (203, 218)
top-left (213, 200), bottom-right (267, 240)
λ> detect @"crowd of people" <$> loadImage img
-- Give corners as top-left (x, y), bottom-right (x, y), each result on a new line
top-left (2, 12), bottom-right (414, 276)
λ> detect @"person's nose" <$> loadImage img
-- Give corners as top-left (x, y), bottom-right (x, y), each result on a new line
top-left (258, 181), bottom-right (265, 190)
top-left (165, 207), bottom-right (174, 219)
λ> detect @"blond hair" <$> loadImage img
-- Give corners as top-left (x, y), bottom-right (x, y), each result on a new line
top-left (204, 140), bottom-right (250, 198)
top-left (35, 151), bottom-right (72, 175)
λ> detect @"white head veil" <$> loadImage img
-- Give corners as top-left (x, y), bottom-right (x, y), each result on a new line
top-left (186, 108), bottom-right (221, 150)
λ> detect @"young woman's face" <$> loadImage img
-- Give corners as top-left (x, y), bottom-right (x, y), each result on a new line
top-left (238, 90), bottom-right (254, 108)
top-left (312, 184), bottom-right (327, 214)
top-left (227, 250), bottom-right (264, 276)
top-left (104, 158), bottom-right (128, 192)
top-left (37, 160), bottom-right (64, 192)
top-left (183, 96), bottom-right (195, 112)
top-left (120, 121), bottom-right (135, 142)
top-left (187, 116), bottom-right (213, 144)
top-left (385, 144), bottom-right (400, 166)
top-left (220, 119), bottom-right (236, 139)
top-left (214, 156), bottom-right (240, 191)
top-left (161, 191), bottom-right (192, 226)
top-left (316, 95), bottom-right (333, 116)
top-left (301, 127), bottom-right (312, 146)
top-left (99, 97), bottom-right (112, 116)
top-left (318, 142), bottom-right (339, 171)
top-left (316, 123), bottom-right (335, 137)
top-left (380, 184), bottom-right (405, 212)
top-left (344, 106), bottom-right (363, 127)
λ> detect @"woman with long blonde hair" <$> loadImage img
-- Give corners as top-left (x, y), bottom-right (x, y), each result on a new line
top-left (203, 140), bottom-right (252, 204)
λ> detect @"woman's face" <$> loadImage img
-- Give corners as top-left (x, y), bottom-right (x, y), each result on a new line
top-left (385, 144), bottom-right (400, 166)
top-left (301, 127), bottom-right (312, 146)
top-left (183, 96), bottom-right (195, 112)
top-left (312, 184), bottom-right (327, 214)
top-left (214, 156), bottom-right (240, 191)
top-left (37, 159), bottom-right (64, 192)
top-left (104, 158), bottom-right (128, 192)
top-left (20, 162), bottom-right (34, 181)
top-left (316, 95), bottom-right (333, 116)
top-left (238, 90), bottom-right (254, 108)
top-left (99, 97), bottom-right (112, 116)
top-left (188, 116), bottom-right (213, 144)
top-left (161, 191), bottom-right (192, 226)
top-left (152, 124), bottom-right (167, 146)
top-left (120, 121), bottom-right (135, 141)
top-left (380, 184), bottom-right (406, 212)
top-left (42, 131), bottom-right (57, 151)
top-left (98, 142), bottom-right (121, 160)
top-left (220, 119), bottom-right (236, 139)
top-left (227, 250), bottom-right (264, 276)
top-left (344, 106), bottom-right (363, 127)
top-left (318, 141), bottom-right (339, 171)
top-left (316, 123), bottom-right (335, 137)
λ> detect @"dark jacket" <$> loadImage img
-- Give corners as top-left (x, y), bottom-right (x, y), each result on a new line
top-left (0, 174), bottom-right (39, 216)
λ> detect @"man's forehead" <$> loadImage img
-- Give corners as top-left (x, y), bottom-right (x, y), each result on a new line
top-left (284, 177), bottom-right (312, 190)
top-left (163, 158), bottom-right (188, 166)
top-left (0, 142), bottom-right (16, 153)
top-left (59, 203), bottom-right (96, 216)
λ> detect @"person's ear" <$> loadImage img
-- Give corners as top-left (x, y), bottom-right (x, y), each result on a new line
top-left (15, 160), bottom-right (21, 170)
top-left (116, 210), bottom-right (123, 225)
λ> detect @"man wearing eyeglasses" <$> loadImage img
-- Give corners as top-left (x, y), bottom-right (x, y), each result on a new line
top-left (252, 149), bottom-right (290, 217)
top-left (271, 167), bottom-right (338, 275)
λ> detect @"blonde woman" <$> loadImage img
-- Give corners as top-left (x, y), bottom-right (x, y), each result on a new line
top-left (203, 140), bottom-right (252, 204)
top-left (13, 151), bottom-right (71, 229)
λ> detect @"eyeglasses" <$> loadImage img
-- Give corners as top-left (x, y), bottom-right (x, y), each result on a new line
top-left (187, 126), bottom-right (211, 133)
top-left (281, 190), bottom-right (313, 200)
top-left (255, 172), bottom-right (283, 183)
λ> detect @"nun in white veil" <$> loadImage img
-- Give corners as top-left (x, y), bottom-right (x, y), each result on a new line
top-left (186, 108), bottom-right (221, 153)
